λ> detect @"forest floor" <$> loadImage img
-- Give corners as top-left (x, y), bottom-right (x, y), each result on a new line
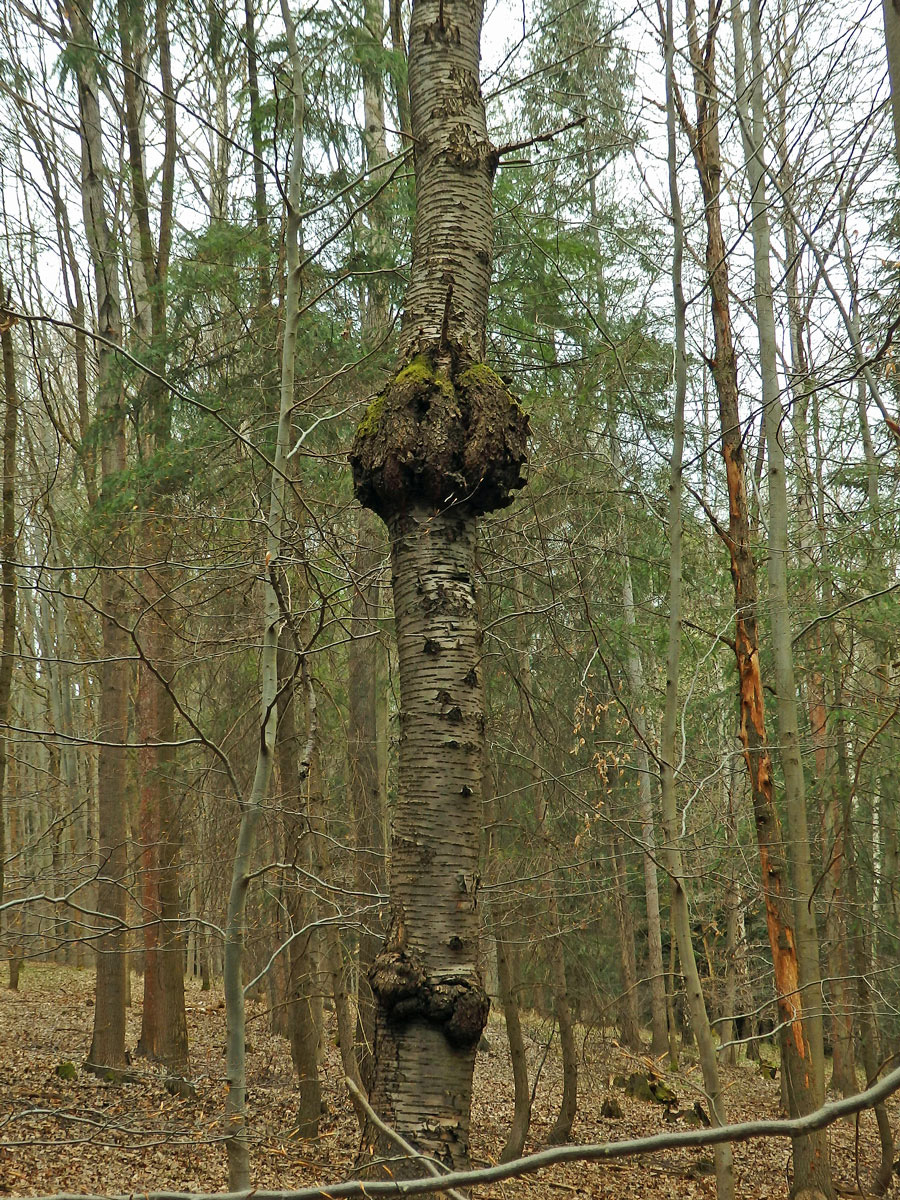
top-left (0, 964), bottom-right (896, 1199)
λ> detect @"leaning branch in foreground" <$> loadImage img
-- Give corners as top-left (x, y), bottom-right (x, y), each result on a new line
top-left (24, 1063), bottom-right (900, 1200)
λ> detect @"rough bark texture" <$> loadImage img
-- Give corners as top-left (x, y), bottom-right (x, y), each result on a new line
top-left (661, 7), bottom-right (732, 1195)
top-left (348, 508), bottom-right (386, 1091)
top-left (351, 0), bottom-right (527, 1172)
top-left (71, 0), bottom-right (130, 1073)
top-left (397, 2), bottom-right (495, 360)
top-left (351, 355), bottom-right (527, 521)
top-left (357, 507), bottom-right (491, 1169)
top-left (685, 4), bottom-right (830, 1193)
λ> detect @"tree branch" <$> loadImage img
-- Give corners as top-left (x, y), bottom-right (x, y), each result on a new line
top-left (21, 1058), bottom-right (900, 1199)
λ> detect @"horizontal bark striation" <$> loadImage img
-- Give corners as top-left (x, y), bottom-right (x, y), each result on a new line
top-left (369, 944), bottom-right (489, 1048)
top-left (350, 353), bottom-right (528, 520)
top-left (359, 505), bottom-right (489, 1171)
top-left (401, 0), bottom-right (494, 359)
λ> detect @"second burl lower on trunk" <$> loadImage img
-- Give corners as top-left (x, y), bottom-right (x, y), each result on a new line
top-left (351, 350), bottom-right (527, 1171)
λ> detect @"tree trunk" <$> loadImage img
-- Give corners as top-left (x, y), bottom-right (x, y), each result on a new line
top-left (606, 784), bottom-right (641, 1053)
top-left (70, 0), bottom-right (130, 1073)
top-left (115, 0), bottom-right (188, 1079)
top-left (622, 563), bottom-right (668, 1056)
top-left (356, 506), bottom-right (495, 1171)
top-left (682, 2), bottom-right (830, 1192)
top-left (733, 0), bottom-right (828, 1113)
top-left (351, 0), bottom-right (391, 1091)
top-left (833, 648), bottom-right (894, 1194)
top-left (223, 0), bottom-right (304, 1180)
top-left (883, 0), bottom-right (900, 162)
top-left (659, 8), bottom-right (732, 1195)
top-left (350, 0), bottom-right (527, 1173)
top-left (544, 906), bottom-right (578, 1146)
top-left (0, 272), bottom-right (18, 990)
top-left (496, 931), bottom-right (531, 1162)
top-left (276, 637), bottom-right (322, 1137)
top-left (304, 671), bottom-right (364, 1126)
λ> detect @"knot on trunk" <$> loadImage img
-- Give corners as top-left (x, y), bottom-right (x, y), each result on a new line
top-left (369, 948), bottom-right (490, 1049)
top-left (350, 351), bottom-right (528, 520)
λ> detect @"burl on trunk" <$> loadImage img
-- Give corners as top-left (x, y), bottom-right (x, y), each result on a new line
top-left (349, 0), bottom-right (528, 1172)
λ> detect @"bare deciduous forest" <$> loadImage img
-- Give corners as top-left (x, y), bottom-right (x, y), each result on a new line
top-left (1, 1), bottom-right (900, 1198)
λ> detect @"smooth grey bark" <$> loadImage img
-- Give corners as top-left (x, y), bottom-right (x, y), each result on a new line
top-left (545, 920), bottom-right (578, 1146)
top-left (223, 0), bottom-right (303, 1182)
top-left (621, 563), bottom-right (668, 1056)
top-left (659, 5), bottom-right (732, 1196)
top-left (305, 707), bottom-right (364, 1125)
top-left (513, 569), bottom-right (578, 1141)
top-left (732, 0), bottom-right (828, 1116)
top-left (884, 0), bottom-right (900, 162)
top-left (844, 715), bottom-right (894, 1196)
top-left (605, 774), bottom-right (641, 1054)
top-left (496, 931), bottom-right (531, 1162)
top-left (277, 635), bottom-right (323, 1136)
top-left (0, 271), bottom-right (18, 988)
top-left (777, 133), bottom-right (857, 1099)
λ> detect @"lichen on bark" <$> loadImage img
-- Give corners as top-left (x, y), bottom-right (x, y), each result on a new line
top-left (350, 349), bottom-right (528, 519)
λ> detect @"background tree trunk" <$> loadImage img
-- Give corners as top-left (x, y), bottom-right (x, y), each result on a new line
top-left (0, 271), bottom-right (19, 990)
top-left (71, 0), bottom-right (130, 1073)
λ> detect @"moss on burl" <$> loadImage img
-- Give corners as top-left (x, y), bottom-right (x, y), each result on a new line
top-left (350, 350), bottom-right (528, 519)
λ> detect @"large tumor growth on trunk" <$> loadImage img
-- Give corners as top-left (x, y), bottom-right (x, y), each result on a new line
top-left (350, 350), bottom-right (528, 519)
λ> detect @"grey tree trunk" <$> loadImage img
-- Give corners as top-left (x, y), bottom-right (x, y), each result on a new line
top-left (351, 0), bottom-right (390, 1091)
top-left (0, 270), bottom-right (18, 989)
top-left (622, 564), bottom-right (668, 1056)
top-left (884, 0), bottom-right (900, 162)
top-left (350, 0), bottom-right (527, 1173)
top-left (513, 569), bottom-right (578, 1141)
top-left (223, 0), bottom-right (304, 1182)
top-left (659, 6), bottom-right (732, 1196)
top-left (732, 0), bottom-right (828, 1120)
top-left (496, 931), bottom-right (531, 1161)
top-left (276, 635), bottom-right (322, 1137)
top-left (70, 0), bottom-right (130, 1073)
top-left (605, 778), bottom-right (641, 1054)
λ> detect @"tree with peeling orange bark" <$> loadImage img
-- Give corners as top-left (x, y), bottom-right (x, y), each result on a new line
top-left (674, 1), bottom-right (833, 1195)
